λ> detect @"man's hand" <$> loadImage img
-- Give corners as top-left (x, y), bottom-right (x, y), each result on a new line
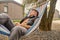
top-left (15, 19), bottom-right (31, 29)
top-left (15, 22), bottom-right (20, 26)
top-left (21, 21), bottom-right (31, 29)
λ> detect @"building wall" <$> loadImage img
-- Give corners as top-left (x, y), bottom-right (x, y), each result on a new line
top-left (0, 2), bottom-right (23, 20)
top-left (0, 3), bottom-right (4, 13)
top-left (0, 3), bottom-right (8, 13)
top-left (8, 3), bottom-right (24, 20)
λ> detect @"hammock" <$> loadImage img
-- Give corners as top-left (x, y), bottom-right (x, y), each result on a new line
top-left (0, 2), bottom-right (48, 36)
top-left (0, 24), bottom-right (10, 36)
top-left (25, 2), bottom-right (48, 36)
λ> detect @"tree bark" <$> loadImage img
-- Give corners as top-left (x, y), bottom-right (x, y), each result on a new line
top-left (39, 0), bottom-right (57, 31)
top-left (47, 0), bottom-right (57, 31)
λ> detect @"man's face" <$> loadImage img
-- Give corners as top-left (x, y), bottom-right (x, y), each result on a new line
top-left (29, 10), bottom-right (37, 17)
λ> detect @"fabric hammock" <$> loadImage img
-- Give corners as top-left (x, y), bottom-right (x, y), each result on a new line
top-left (0, 2), bottom-right (48, 36)
top-left (25, 2), bottom-right (48, 36)
top-left (0, 24), bottom-right (10, 36)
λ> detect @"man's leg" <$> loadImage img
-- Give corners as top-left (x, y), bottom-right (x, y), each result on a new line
top-left (9, 26), bottom-right (27, 40)
top-left (0, 13), bottom-right (15, 31)
top-left (4, 18), bottom-right (15, 31)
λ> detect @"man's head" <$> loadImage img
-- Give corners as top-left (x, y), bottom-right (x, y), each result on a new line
top-left (29, 9), bottom-right (39, 17)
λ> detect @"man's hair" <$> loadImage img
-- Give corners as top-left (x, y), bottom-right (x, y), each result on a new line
top-left (32, 9), bottom-right (39, 16)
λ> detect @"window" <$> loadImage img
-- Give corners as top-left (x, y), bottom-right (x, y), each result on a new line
top-left (4, 6), bottom-right (8, 13)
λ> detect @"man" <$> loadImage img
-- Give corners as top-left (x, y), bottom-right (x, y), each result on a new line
top-left (0, 9), bottom-right (39, 40)
top-left (10, 9), bottom-right (39, 40)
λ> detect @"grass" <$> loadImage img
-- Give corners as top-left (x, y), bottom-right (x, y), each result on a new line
top-left (53, 18), bottom-right (60, 20)
top-left (12, 20), bottom-right (21, 25)
top-left (12, 13), bottom-right (27, 23)
top-left (13, 20), bottom-right (20, 22)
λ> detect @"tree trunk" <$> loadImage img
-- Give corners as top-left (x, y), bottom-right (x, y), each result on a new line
top-left (47, 0), bottom-right (57, 31)
top-left (39, 0), bottom-right (57, 31)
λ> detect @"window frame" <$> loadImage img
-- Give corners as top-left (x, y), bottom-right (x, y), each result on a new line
top-left (4, 6), bottom-right (8, 13)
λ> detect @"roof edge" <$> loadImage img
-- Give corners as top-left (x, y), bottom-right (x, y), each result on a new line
top-left (0, 0), bottom-right (23, 7)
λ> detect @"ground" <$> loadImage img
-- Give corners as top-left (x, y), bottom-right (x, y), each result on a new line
top-left (52, 20), bottom-right (60, 31)
top-left (0, 20), bottom-right (60, 40)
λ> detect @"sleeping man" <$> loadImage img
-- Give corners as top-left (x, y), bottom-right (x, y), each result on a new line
top-left (0, 9), bottom-right (39, 40)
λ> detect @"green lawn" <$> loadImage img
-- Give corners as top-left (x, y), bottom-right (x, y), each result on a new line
top-left (13, 20), bottom-right (21, 23)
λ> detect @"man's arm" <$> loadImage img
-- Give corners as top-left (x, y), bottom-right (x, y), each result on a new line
top-left (15, 21), bottom-right (31, 29)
